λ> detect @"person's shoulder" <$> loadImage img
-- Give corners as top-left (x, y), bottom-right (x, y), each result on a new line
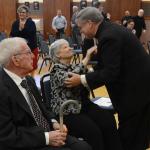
top-left (62, 16), bottom-right (66, 19)
top-left (53, 16), bottom-right (58, 20)
top-left (12, 19), bottom-right (19, 25)
top-left (27, 18), bottom-right (35, 24)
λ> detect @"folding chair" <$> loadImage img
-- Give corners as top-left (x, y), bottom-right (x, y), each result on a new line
top-left (40, 73), bottom-right (51, 109)
top-left (38, 41), bottom-right (52, 74)
top-left (48, 35), bottom-right (55, 45)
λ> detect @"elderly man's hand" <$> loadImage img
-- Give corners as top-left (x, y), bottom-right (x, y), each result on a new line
top-left (65, 72), bottom-right (81, 87)
top-left (53, 122), bottom-right (68, 133)
top-left (49, 130), bottom-right (67, 147)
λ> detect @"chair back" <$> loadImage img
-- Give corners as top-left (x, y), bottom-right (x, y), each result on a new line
top-left (48, 35), bottom-right (55, 45)
top-left (40, 41), bottom-right (49, 55)
top-left (40, 73), bottom-right (51, 109)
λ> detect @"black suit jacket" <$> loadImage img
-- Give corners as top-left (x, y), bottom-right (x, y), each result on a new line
top-left (86, 21), bottom-right (150, 117)
top-left (0, 68), bottom-right (55, 150)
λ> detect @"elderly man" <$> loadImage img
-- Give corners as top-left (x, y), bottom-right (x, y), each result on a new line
top-left (65, 7), bottom-right (150, 150)
top-left (0, 37), bottom-right (92, 150)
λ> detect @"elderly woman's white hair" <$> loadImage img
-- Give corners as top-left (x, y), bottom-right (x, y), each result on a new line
top-left (49, 39), bottom-right (69, 63)
top-left (0, 37), bottom-right (27, 66)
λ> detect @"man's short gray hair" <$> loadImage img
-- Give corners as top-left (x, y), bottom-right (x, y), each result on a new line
top-left (0, 37), bottom-right (27, 66)
top-left (49, 39), bottom-right (69, 63)
top-left (76, 7), bottom-right (104, 23)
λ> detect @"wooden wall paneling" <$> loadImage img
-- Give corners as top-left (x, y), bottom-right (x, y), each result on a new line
top-left (0, 0), bottom-right (4, 32)
top-left (43, 0), bottom-right (71, 39)
top-left (0, 0), bottom-right (17, 35)
top-left (105, 0), bottom-right (141, 21)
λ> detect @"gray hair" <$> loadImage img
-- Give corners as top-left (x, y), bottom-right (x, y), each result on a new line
top-left (0, 37), bottom-right (27, 66)
top-left (76, 7), bottom-right (103, 23)
top-left (17, 4), bottom-right (30, 13)
top-left (49, 39), bottom-right (69, 63)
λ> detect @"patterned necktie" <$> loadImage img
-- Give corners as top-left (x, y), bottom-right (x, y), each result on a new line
top-left (21, 79), bottom-right (50, 131)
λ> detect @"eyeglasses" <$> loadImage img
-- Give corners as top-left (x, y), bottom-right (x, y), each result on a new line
top-left (14, 50), bottom-right (32, 56)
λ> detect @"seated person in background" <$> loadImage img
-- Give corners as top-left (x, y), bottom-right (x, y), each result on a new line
top-left (0, 37), bottom-right (92, 150)
top-left (49, 39), bottom-right (123, 150)
top-left (126, 19), bottom-right (136, 34)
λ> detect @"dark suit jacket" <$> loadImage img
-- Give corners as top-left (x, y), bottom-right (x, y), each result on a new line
top-left (0, 68), bottom-right (55, 150)
top-left (86, 21), bottom-right (150, 118)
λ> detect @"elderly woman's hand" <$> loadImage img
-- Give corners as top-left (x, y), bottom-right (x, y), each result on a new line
top-left (86, 45), bottom-right (97, 58)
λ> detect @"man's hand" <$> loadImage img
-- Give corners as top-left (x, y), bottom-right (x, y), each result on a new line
top-left (49, 130), bottom-right (67, 147)
top-left (53, 122), bottom-right (68, 133)
top-left (54, 28), bottom-right (58, 33)
top-left (65, 72), bottom-right (81, 88)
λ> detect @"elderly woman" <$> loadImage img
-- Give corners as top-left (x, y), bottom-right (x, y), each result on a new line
top-left (49, 39), bottom-right (123, 150)
top-left (10, 5), bottom-right (38, 75)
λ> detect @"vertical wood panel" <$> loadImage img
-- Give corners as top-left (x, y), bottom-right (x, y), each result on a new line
top-left (0, 1), bottom-right (4, 32)
top-left (0, 0), bottom-right (17, 35)
top-left (43, 0), bottom-right (71, 39)
top-left (105, 0), bottom-right (141, 21)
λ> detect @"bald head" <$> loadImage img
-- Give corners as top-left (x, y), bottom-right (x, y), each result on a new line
top-left (138, 9), bottom-right (144, 17)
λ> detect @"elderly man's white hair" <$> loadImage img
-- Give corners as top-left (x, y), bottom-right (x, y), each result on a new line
top-left (49, 39), bottom-right (69, 63)
top-left (0, 37), bottom-right (27, 66)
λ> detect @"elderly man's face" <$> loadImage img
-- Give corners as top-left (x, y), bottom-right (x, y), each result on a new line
top-left (13, 43), bottom-right (34, 75)
top-left (77, 20), bottom-right (96, 39)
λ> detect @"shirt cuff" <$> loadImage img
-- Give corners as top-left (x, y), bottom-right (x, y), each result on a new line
top-left (80, 75), bottom-right (90, 90)
top-left (51, 119), bottom-right (58, 123)
top-left (45, 132), bottom-right (49, 145)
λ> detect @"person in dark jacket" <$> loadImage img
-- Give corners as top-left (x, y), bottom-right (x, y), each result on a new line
top-left (10, 5), bottom-right (38, 73)
top-left (65, 7), bottom-right (150, 150)
top-left (133, 9), bottom-right (146, 39)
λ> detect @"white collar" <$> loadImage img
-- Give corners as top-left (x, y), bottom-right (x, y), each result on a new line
top-left (4, 68), bottom-right (23, 87)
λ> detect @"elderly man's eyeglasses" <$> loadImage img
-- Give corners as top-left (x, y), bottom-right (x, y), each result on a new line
top-left (14, 50), bottom-right (32, 56)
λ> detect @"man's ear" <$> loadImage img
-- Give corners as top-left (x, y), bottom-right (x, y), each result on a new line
top-left (11, 55), bottom-right (20, 66)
